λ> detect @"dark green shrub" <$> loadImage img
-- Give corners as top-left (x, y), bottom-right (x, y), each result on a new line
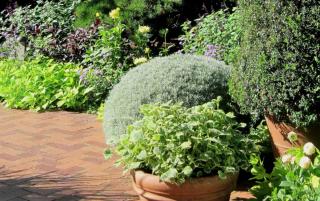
top-left (180, 8), bottom-right (242, 64)
top-left (74, 0), bottom-right (114, 28)
top-left (74, 0), bottom-right (238, 52)
top-left (229, 0), bottom-right (320, 128)
top-left (74, 0), bottom-right (182, 29)
top-left (103, 54), bottom-right (231, 144)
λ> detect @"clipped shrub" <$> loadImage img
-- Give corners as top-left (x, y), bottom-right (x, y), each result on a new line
top-left (229, 0), bottom-right (320, 128)
top-left (179, 8), bottom-right (242, 64)
top-left (103, 54), bottom-right (231, 144)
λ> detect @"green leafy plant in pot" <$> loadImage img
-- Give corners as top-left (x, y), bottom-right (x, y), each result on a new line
top-left (107, 97), bottom-right (258, 201)
top-left (229, 0), bottom-right (320, 155)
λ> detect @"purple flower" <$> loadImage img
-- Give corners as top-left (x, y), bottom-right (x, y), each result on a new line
top-left (204, 44), bottom-right (219, 58)
top-left (79, 67), bottom-right (91, 84)
top-left (79, 66), bottom-right (104, 86)
top-left (94, 69), bottom-right (103, 76)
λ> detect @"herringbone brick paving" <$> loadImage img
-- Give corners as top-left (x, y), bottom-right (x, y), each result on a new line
top-left (0, 106), bottom-right (136, 201)
top-left (0, 106), bottom-right (253, 201)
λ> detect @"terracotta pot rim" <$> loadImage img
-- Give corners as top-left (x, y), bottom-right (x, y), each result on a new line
top-left (131, 169), bottom-right (239, 200)
top-left (132, 169), bottom-right (238, 180)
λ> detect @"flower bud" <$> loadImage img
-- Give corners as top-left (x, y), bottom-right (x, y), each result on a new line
top-left (138, 25), bottom-right (151, 34)
top-left (299, 156), bottom-right (312, 169)
top-left (133, 57), bottom-right (148, 65)
top-left (144, 47), bottom-right (151, 54)
top-left (287, 131), bottom-right (298, 143)
top-left (281, 154), bottom-right (293, 164)
top-left (109, 8), bottom-right (120, 19)
top-left (303, 142), bottom-right (316, 156)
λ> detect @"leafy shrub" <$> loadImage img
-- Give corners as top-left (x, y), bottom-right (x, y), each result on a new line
top-left (103, 54), bottom-right (231, 144)
top-left (250, 143), bottom-right (320, 200)
top-left (115, 98), bottom-right (257, 184)
top-left (80, 13), bottom-right (151, 107)
top-left (179, 8), bottom-right (242, 64)
top-left (0, 57), bottom-right (91, 111)
top-left (229, 0), bottom-right (320, 128)
top-left (248, 121), bottom-right (272, 154)
top-left (74, 0), bottom-right (114, 28)
top-left (0, 0), bottom-right (96, 61)
top-left (74, 0), bottom-right (182, 29)
top-left (0, 0), bottom-right (36, 11)
top-left (74, 0), bottom-right (238, 53)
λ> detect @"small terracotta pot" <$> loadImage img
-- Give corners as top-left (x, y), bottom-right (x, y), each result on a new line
top-left (131, 170), bottom-right (238, 201)
top-left (265, 116), bottom-right (320, 156)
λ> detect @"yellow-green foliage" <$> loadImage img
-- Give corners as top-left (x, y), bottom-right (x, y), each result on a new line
top-left (0, 57), bottom-right (90, 111)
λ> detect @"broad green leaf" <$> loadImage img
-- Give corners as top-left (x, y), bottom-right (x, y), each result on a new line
top-left (182, 166), bottom-right (193, 176)
top-left (161, 168), bottom-right (178, 182)
top-left (180, 141), bottom-right (192, 149)
top-left (137, 150), bottom-right (147, 160)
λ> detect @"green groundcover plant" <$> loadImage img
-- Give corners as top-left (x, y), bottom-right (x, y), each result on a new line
top-left (0, 57), bottom-right (91, 111)
top-left (112, 97), bottom-right (258, 184)
top-left (103, 54), bottom-right (231, 144)
top-left (229, 0), bottom-right (320, 128)
top-left (250, 142), bottom-right (320, 201)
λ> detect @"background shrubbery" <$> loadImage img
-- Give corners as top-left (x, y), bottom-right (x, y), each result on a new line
top-left (74, 0), bottom-right (237, 52)
top-left (229, 0), bottom-right (320, 128)
top-left (0, 0), bottom-right (85, 61)
top-left (179, 8), bottom-right (242, 64)
top-left (104, 54), bottom-right (231, 144)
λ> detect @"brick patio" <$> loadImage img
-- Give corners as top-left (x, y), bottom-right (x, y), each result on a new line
top-left (0, 106), bottom-right (253, 201)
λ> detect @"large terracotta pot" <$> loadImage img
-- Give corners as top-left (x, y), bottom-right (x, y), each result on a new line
top-left (265, 116), bottom-right (320, 156)
top-left (131, 170), bottom-right (238, 201)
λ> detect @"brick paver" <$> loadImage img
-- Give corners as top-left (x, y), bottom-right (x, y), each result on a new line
top-left (0, 106), bottom-right (135, 201)
top-left (0, 106), bottom-right (253, 201)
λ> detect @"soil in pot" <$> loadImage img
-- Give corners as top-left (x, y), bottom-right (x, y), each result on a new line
top-left (265, 116), bottom-right (320, 156)
top-left (131, 170), bottom-right (238, 201)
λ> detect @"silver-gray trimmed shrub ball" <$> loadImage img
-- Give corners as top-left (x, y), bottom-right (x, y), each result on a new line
top-left (104, 54), bottom-right (231, 144)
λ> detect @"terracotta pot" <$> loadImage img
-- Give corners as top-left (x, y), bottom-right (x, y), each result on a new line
top-left (265, 116), bottom-right (320, 156)
top-left (131, 170), bottom-right (238, 201)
